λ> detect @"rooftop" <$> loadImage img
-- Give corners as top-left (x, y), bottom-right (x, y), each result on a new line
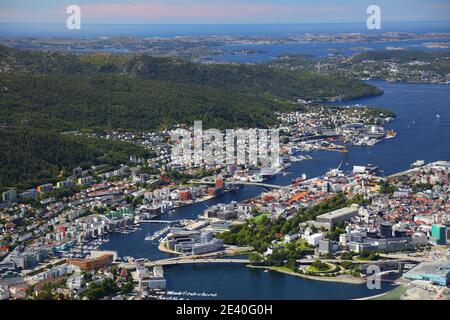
top-left (316, 205), bottom-right (359, 220)
top-left (404, 262), bottom-right (450, 277)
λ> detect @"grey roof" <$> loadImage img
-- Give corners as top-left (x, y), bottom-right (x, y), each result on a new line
top-left (404, 262), bottom-right (450, 277)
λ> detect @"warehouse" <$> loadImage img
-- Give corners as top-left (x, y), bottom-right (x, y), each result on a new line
top-left (403, 262), bottom-right (450, 286)
top-left (316, 205), bottom-right (359, 228)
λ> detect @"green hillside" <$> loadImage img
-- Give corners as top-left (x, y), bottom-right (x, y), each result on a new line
top-left (0, 45), bottom-right (382, 103)
top-left (0, 128), bottom-right (153, 191)
top-left (0, 73), bottom-right (292, 130)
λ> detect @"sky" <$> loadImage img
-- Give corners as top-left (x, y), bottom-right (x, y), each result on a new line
top-left (0, 0), bottom-right (449, 24)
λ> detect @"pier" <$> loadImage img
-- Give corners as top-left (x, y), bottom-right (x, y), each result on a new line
top-left (387, 161), bottom-right (450, 178)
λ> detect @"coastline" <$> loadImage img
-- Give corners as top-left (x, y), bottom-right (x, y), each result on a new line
top-left (247, 265), bottom-right (366, 284)
top-left (158, 241), bottom-right (183, 256)
top-left (355, 284), bottom-right (406, 300)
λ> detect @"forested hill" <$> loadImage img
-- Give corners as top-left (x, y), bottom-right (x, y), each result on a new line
top-left (0, 128), bottom-right (153, 190)
top-left (0, 45), bottom-right (382, 102)
top-left (0, 73), bottom-right (286, 130)
top-left (107, 54), bottom-right (382, 100)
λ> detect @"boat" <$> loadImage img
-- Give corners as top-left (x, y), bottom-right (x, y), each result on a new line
top-left (385, 129), bottom-right (397, 139)
top-left (249, 173), bottom-right (264, 182)
top-left (410, 160), bottom-right (425, 168)
top-left (144, 233), bottom-right (152, 241)
top-left (145, 226), bottom-right (171, 241)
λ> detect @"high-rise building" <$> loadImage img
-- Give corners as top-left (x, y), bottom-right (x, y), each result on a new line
top-left (431, 224), bottom-right (447, 245)
top-left (380, 222), bottom-right (393, 238)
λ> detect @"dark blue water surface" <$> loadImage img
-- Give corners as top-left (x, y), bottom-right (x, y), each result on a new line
top-left (211, 39), bottom-right (450, 62)
top-left (164, 264), bottom-right (395, 300)
top-left (100, 80), bottom-right (449, 299)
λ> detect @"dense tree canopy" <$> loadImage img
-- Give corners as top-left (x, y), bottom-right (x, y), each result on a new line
top-left (0, 128), bottom-right (152, 190)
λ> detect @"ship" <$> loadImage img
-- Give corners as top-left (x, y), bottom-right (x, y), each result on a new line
top-left (145, 226), bottom-right (171, 241)
top-left (291, 173), bottom-right (307, 185)
top-left (385, 129), bottom-right (397, 139)
top-left (410, 160), bottom-right (425, 168)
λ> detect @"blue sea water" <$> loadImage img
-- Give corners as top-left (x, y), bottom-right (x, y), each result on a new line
top-left (211, 38), bottom-right (450, 62)
top-left (163, 264), bottom-right (395, 300)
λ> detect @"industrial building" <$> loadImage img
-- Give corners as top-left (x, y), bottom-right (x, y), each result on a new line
top-left (8, 248), bottom-right (49, 270)
top-left (165, 229), bottom-right (224, 255)
top-left (316, 204), bottom-right (359, 228)
top-left (203, 202), bottom-right (241, 220)
top-left (403, 262), bottom-right (450, 286)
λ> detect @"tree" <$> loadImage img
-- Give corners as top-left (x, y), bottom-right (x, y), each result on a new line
top-left (311, 259), bottom-right (329, 271)
top-left (248, 252), bottom-right (263, 265)
top-left (286, 258), bottom-right (297, 272)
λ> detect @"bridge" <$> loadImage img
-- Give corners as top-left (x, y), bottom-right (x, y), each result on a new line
top-left (146, 258), bottom-right (250, 266)
top-left (190, 179), bottom-right (291, 190)
top-left (139, 220), bottom-right (180, 224)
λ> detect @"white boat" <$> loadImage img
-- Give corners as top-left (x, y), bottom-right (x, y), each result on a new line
top-left (410, 160), bottom-right (425, 168)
